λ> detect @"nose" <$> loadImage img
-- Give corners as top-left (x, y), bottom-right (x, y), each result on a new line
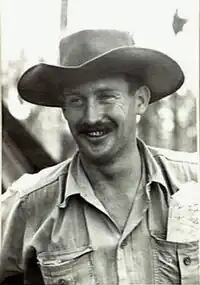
top-left (83, 98), bottom-right (103, 124)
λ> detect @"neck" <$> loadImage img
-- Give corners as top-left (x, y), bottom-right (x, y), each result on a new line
top-left (80, 142), bottom-right (142, 190)
top-left (80, 141), bottom-right (143, 232)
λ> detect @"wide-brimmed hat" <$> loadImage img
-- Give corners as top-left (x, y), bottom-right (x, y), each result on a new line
top-left (17, 29), bottom-right (184, 107)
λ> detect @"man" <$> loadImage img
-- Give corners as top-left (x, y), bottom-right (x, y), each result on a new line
top-left (0, 29), bottom-right (199, 285)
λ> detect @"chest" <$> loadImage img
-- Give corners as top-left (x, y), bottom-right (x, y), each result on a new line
top-left (94, 181), bottom-right (142, 232)
top-left (26, 185), bottom-right (199, 285)
top-left (97, 193), bottom-right (136, 232)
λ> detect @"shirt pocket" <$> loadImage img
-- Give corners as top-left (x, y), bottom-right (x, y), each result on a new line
top-left (37, 245), bottom-right (96, 285)
top-left (150, 231), bottom-right (199, 285)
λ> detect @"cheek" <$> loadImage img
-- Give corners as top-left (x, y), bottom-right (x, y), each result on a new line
top-left (63, 108), bottom-right (83, 126)
top-left (116, 104), bottom-right (127, 117)
top-left (113, 98), bottom-right (134, 122)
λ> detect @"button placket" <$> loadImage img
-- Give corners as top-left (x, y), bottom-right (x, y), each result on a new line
top-left (116, 246), bottom-right (127, 285)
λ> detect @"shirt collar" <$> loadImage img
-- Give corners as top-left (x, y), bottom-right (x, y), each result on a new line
top-left (137, 138), bottom-right (169, 189)
top-left (58, 152), bottom-right (105, 210)
top-left (58, 138), bottom-right (170, 208)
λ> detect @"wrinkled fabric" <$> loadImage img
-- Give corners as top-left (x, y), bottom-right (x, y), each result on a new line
top-left (0, 139), bottom-right (199, 285)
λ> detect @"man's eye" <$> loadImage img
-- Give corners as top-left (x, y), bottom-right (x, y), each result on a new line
top-left (66, 97), bottom-right (84, 106)
top-left (99, 93), bottom-right (118, 102)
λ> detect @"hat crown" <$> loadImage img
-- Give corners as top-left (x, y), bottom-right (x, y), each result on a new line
top-left (59, 29), bottom-right (135, 66)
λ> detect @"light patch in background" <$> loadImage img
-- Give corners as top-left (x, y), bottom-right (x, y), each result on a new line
top-left (2, 0), bottom-right (61, 67)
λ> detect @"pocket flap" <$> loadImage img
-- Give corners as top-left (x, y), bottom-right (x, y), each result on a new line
top-left (37, 245), bottom-right (93, 266)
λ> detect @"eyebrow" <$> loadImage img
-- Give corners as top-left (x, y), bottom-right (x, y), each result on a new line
top-left (64, 87), bottom-right (120, 94)
top-left (95, 87), bottom-right (118, 94)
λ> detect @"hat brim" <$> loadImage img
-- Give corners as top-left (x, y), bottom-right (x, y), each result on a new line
top-left (17, 46), bottom-right (184, 107)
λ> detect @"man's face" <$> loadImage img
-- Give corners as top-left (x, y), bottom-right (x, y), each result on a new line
top-left (62, 74), bottom-right (148, 164)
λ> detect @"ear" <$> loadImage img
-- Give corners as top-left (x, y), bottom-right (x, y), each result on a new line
top-left (135, 86), bottom-right (151, 115)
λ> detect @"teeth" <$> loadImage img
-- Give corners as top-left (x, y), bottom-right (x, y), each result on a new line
top-left (88, 131), bottom-right (104, 137)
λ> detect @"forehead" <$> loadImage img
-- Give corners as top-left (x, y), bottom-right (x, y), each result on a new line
top-left (64, 74), bottom-right (130, 95)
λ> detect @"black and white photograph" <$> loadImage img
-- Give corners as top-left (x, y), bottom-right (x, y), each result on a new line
top-left (1, 0), bottom-right (199, 284)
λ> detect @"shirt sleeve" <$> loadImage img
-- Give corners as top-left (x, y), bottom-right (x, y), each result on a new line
top-left (0, 186), bottom-right (27, 283)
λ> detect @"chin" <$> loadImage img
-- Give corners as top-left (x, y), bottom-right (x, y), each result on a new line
top-left (76, 136), bottom-right (115, 164)
top-left (80, 147), bottom-right (115, 165)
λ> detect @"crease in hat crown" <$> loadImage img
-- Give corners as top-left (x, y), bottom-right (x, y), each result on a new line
top-left (59, 29), bottom-right (136, 66)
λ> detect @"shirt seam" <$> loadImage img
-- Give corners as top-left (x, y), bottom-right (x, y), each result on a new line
top-left (18, 171), bottom-right (68, 199)
top-left (152, 153), bottom-right (197, 165)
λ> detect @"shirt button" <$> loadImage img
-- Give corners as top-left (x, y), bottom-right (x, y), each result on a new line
top-left (58, 279), bottom-right (68, 285)
top-left (183, 256), bottom-right (191, 266)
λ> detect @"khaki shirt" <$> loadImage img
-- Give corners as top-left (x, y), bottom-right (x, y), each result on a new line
top-left (0, 139), bottom-right (199, 285)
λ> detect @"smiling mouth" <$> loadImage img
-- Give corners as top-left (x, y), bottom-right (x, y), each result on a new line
top-left (80, 129), bottom-right (111, 139)
top-left (86, 131), bottom-right (106, 137)
top-left (79, 124), bottom-right (114, 140)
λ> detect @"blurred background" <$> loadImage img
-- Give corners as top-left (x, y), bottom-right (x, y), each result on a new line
top-left (1, 0), bottom-right (199, 191)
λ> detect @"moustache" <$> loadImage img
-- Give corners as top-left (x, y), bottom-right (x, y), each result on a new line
top-left (77, 122), bottom-right (115, 133)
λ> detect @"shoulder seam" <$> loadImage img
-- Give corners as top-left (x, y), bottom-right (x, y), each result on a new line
top-left (152, 153), bottom-right (197, 165)
top-left (19, 176), bottom-right (60, 199)
top-left (14, 164), bottom-right (70, 199)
